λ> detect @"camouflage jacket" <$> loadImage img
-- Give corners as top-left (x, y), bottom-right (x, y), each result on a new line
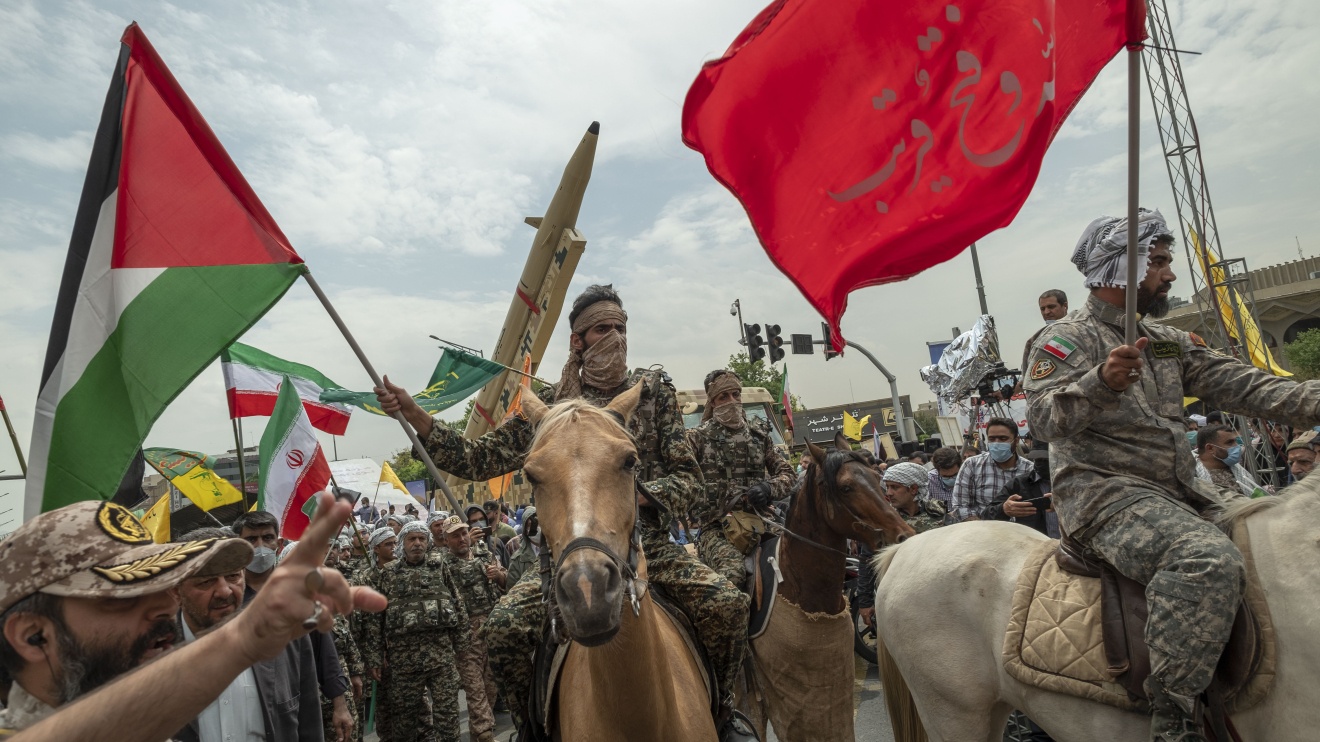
top-left (685, 417), bottom-right (795, 527)
top-left (506, 539), bottom-right (539, 587)
top-left (330, 612), bottom-right (364, 677)
top-left (423, 368), bottom-right (702, 539)
top-left (363, 551), bottom-right (468, 670)
top-left (900, 498), bottom-right (948, 534)
top-left (1025, 294), bottom-right (1320, 532)
top-left (442, 542), bottom-right (503, 618)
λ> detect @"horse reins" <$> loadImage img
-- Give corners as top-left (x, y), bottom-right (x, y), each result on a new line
top-left (761, 456), bottom-right (898, 557)
top-left (538, 497), bottom-right (646, 644)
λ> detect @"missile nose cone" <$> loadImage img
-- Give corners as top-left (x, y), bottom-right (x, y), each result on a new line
top-left (588, 121), bottom-right (600, 135)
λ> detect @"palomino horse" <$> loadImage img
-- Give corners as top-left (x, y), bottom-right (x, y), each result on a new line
top-left (740, 431), bottom-right (916, 742)
top-left (521, 382), bottom-right (716, 741)
top-left (873, 471), bottom-right (1320, 742)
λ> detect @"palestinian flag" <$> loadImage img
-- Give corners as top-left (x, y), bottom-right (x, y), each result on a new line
top-left (222, 343), bottom-right (352, 435)
top-left (259, 377), bottom-right (331, 540)
top-left (25, 24), bottom-right (304, 518)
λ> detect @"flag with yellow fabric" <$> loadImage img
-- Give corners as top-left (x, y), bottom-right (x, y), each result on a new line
top-left (1189, 230), bottom-right (1291, 376)
top-left (138, 493), bottom-right (171, 544)
top-left (842, 410), bottom-right (871, 441)
top-left (489, 355), bottom-right (533, 499)
top-left (378, 461), bottom-right (412, 497)
top-left (144, 448), bottom-right (244, 511)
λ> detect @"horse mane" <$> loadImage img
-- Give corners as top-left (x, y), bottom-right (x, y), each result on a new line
top-left (528, 397), bottom-right (627, 451)
top-left (1212, 469), bottom-right (1320, 530)
top-left (789, 447), bottom-right (872, 521)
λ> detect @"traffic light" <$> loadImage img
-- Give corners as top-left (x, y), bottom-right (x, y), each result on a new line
top-left (821, 322), bottom-right (841, 361)
top-left (766, 324), bottom-right (785, 363)
top-left (745, 323), bottom-right (766, 362)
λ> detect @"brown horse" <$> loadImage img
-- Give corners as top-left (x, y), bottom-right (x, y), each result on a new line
top-left (742, 431), bottom-right (916, 742)
top-left (521, 383), bottom-right (716, 741)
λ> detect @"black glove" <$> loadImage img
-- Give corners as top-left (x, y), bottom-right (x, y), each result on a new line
top-left (745, 481), bottom-right (773, 510)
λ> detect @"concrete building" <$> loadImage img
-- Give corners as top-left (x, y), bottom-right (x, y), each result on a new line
top-left (1155, 255), bottom-right (1320, 371)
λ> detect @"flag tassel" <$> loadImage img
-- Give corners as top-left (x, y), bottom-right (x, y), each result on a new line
top-left (300, 271), bottom-right (463, 514)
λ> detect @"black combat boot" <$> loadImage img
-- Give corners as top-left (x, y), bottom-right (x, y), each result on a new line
top-left (1148, 681), bottom-right (1208, 742)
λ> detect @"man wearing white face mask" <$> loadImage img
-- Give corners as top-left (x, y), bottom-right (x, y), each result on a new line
top-left (950, 417), bottom-right (1034, 521)
top-left (1193, 424), bottom-right (1260, 498)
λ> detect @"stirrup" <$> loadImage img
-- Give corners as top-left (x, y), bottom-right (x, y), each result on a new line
top-left (719, 708), bottom-right (760, 742)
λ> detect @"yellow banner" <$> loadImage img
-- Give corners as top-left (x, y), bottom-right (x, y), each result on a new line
top-left (139, 493), bottom-right (171, 544)
top-left (1190, 230), bottom-right (1290, 376)
top-left (378, 461), bottom-right (411, 494)
top-left (842, 410), bottom-right (871, 441)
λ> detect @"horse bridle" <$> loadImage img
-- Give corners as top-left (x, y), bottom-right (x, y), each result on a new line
top-left (760, 456), bottom-right (898, 556)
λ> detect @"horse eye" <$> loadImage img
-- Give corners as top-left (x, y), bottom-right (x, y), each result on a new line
top-left (524, 471), bottom-right (540, 487)
top-left (623, 454), bottom-right (638, 471)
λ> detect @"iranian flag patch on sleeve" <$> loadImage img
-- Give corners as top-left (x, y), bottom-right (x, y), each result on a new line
top-left (1042, 336), bottom-right (1077, 361)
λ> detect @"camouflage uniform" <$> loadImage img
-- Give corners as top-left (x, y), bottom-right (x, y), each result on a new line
top-left (424, 368), bottom-right (749, 721)
top-left (505, 537), bottom-right (539, 588)
top-left (685, 415), bottom-right (795, 585)
top-left (1025, 294), bottom-right (1320, 703)
top-left (363, 551), bottom-right (468, 742)
top-left (443, 541), bottom-right (504, 741)
top-left (898, 497), bottom-right (948, 534)
top-left (348, 562), bottom-right (387, 741)
top-left (321, 613), bottom-right (363, 742)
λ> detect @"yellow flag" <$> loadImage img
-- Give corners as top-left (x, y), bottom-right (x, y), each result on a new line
top-left (489, 354), bottom-right (533, 499)
top-left (143, 449), bottom-right (243, 512)
top-left (139, 493), bottom-right (171, 544)
top-left (842, 411), bottom-right (871, 441)
top-left (1189, 230), bottom-right (1291, 376)
top-left (378, 461), bottom-right (410, 494)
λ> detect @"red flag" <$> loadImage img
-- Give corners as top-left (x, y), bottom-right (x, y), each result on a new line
top-left (683, 0), bottom-right (1142, 348)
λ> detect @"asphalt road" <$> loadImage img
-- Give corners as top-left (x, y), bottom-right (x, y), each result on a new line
top-left (366, 654), bottom-right (894, 741)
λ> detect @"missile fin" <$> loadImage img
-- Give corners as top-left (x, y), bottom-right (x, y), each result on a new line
top-left (524, 216), bottom-right (544, 228)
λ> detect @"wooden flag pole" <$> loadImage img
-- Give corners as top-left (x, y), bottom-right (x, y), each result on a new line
top-left (1, 402), bottom-right (27, 477)
top-left (1124, 21), bottom-right (1142, 345)
top-left (301, 271), bottom-right (463, 514)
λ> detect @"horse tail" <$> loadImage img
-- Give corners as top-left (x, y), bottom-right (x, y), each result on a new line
top-left (877, 635), bottom-right (929, 742)
top-left (874, 543), bottom-right (929, 742)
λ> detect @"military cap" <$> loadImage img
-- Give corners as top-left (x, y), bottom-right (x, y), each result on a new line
top-left (0, 501), bottom-right (253, 615)
top-left (442, 515), bottom-right (469, 534)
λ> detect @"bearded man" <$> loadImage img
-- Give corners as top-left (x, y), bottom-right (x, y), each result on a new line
top-left (374, 284), bottom-right (753, 740)
top-left (440, 515), bottom-right (504, 742)
top-left (685, 369), bottom-right (795, 586)
top-left (1025, 208), bottom-right (1320, 742)
top-left (363, 520), bottom-right (467, 742)
top-left (0, 501), bottom-right (251, 734)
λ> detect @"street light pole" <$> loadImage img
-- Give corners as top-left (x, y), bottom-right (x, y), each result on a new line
top-left (815, 338), bottom-right (911, 443)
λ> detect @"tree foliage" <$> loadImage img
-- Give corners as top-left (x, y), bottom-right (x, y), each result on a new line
top-left (726, 352), bottom-right (805, 411)
top-left (1283, 328), bottom-right (1320, 380)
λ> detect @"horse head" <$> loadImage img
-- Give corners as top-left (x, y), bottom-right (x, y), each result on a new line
top-left (803, 431), bottom-right (916, 550)
top-left (522, 382), bottom-right (645, 647)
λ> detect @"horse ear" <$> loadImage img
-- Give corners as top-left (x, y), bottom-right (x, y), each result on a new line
top-left (606, 380), bottom-right (645, 424)
top-left (523, 391), bottom-right (549, 426)
top-left (806, 441), bottom-right (828, 467)
top-left (834, 431), bottom-right (853, 452)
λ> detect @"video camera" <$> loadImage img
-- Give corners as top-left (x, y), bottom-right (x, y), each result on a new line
top-left (975, 361), bottom-right (1020, 402)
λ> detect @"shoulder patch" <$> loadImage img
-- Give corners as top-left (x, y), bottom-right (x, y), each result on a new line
top-left (1029, 359), bottom-right (1057, 380)
top-left (1041, 335), bottom-right (1077, 362)
top-left (1150, 341), bottom-right (1182, 358)
top-left (1188, 332), bottom-right (1208, 348)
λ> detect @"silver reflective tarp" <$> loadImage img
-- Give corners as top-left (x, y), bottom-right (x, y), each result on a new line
top-left (920, 315), bottom-right (1002, 404)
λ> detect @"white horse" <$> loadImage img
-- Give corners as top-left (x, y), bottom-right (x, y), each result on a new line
top-left (873, 471), bottom-right (1320, 742)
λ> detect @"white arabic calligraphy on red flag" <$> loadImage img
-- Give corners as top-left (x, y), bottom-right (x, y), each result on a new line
top-left (683, 0), bottom-right (1143, 347)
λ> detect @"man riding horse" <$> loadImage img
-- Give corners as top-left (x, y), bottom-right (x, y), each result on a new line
top-left (1024, 208), bottom-right (1320, 741)
top-left (374, 284), bottom-right (754, 741)
top-left (685, 369), bottom-right (796, 586)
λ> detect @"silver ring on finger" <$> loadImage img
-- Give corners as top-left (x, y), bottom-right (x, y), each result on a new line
top-left (1127, 369), bottom-right (1140, 378)
top-left (304, 566), bottom-right (325, 594)
top-left (302, 600), bottom-right (324, 630)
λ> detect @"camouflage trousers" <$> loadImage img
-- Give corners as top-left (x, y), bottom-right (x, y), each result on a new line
top-left (482, 531), bottom-right (751, 725)
top-left (695, 525), bottom-right (747, 588)
top-left (458, 613), bottom-right (499, 737)
top-left (384, 647), bottom-right (462, 742)
top-left (320, 682), bottom-right (358, 742)
top-left (1073, 493), bottom-right (1245, 700)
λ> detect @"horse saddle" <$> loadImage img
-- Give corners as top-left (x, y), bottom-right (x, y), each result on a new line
top-left (1052, 534), bottom-right (1268, 708)
top-left (525, 583), bottom-right (719, 742)
top-left (745, 535), bottom-right (783, 640)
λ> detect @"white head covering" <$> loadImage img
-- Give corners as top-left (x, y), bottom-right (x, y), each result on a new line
top-left (398, 520), bottom-right (432, 548)
top-left (883, 462), bottom-right (930, 498)
top-left (1071, 208), bottom-right (1174, 289)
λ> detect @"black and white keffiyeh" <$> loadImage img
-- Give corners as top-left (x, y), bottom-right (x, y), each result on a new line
top-left (1071, 208), bottom-right (1174, 288)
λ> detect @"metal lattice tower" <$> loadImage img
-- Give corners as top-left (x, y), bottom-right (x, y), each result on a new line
top-left (1142, 1), bottom-right (1285, 486)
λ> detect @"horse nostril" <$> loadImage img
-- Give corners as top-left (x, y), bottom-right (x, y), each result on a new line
top-left (896, 534), bottom-right (909, 544)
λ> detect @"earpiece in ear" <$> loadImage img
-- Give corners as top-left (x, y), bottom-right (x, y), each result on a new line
top-left (26, 631), bottom-right (45, 647)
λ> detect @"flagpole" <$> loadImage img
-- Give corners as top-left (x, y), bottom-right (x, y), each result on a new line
top-left (231, 418), bottom-right (248, 505)
top-left (1, 402), bottom-right (27, 477)
top-left (301, 271), bottom-right (463, 514)
top-left (1124, 12), bottom-right (1142, 345)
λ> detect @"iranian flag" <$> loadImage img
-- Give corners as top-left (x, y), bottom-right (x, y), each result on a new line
top-left (26, 24), bottom-right (304, 517)
top-left (259, 377), bottom-right (331, 540)
top-left (222, 343), bottom-right (352, 435)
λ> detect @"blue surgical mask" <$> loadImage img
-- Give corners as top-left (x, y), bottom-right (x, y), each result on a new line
top-left (940, 475), bottom-right (957, 488)
top-left (1185, 431), bottom-right (1198, 446)
top-left (1044, 319), bottom-right (1058, 325)
top-left (248, 546), bottom-right (277, 574)
top-left (1218, 444), bottom-right (1242, 468)
top-left (988, 441), bottom-right (1015, 463)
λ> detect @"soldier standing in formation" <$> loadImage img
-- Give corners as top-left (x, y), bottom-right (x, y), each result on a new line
top-left (440, 515), bottom-right (506, 742)
top-left (363, 520), bottom-right (467, 742)
top-left (685, 369), bottom-right (796, 586)
top-left (1025, 209), bottom-right (1320, 742)
top-left (374, 284), bottom-right (753, 740)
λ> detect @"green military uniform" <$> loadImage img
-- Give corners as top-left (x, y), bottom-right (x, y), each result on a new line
top-left (321, 613), bottom-right (363, 742)
top-left (506, 537), bottom-right (538, 587)
top-left (363, 551), bottom-right (468, 742)
top-left (443, 540), bottom-right (504, 742)
top-left (423, 368), bottom-right (749, 724)
top-left (1025, 294), bottom-right (1320, 709)
top-left (685, 415), bottom-right (796, 585)
top-left (348, 561), bottom-right (387, 741)
top-left (898, 497), bottom-right (948, 534)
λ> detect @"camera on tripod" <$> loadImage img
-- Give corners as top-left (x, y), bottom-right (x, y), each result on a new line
top-left (975, 362), bottom-right (1020, 402)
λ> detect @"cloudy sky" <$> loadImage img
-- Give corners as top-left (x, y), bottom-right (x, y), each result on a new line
top-left (1, 0), bottom-right (1317, 502)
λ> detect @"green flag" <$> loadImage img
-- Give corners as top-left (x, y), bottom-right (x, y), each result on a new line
top-left (320, 349), bottom-right (504, 415)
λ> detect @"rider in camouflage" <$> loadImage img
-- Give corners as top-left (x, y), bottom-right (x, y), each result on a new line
top-left (1025, 209), bottom-right (1320, 742)
top-left (685, 369), bottom-right (796, 585)
top-left (374, 285), bottom-right (752, 740)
